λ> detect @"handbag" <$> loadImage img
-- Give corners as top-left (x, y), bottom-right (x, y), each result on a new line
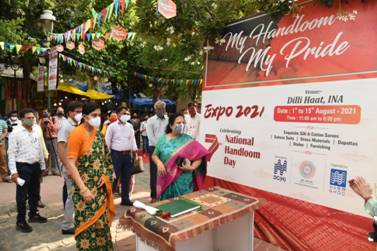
top-left (131, 155), bottom-right (144, 175)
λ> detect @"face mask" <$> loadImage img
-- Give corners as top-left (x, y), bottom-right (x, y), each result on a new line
top-left (23, 119), bottom-right (34, 127)
top-left (10, 116), bottom-right (17, 121)
top-left (174, 124), bottom-right (185, 134)
top-left (120, 115), bottom-right (131, 123)
top-left (156, 110), bottom-right (165, 118)
top-left (88, 116), bottom-right (101, 129)
top-left (74, 113), bottom-right (82, 123)
top-left (56, 112), bottom-right (64, 117)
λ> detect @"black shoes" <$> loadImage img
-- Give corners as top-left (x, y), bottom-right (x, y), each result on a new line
top-left (62, 228), bottom-right (75, 235)
top-left (29, 214), bottom-right (48, 223)
top-left (16, 222), bottom-right (33, 233)
top-left (120, 200), bottom-right (134, 206)
top-left (16, 214), bottom-right (47, 233)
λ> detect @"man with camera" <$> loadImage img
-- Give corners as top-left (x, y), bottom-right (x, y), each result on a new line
top-left (40, 109), bottom-right (60, 176)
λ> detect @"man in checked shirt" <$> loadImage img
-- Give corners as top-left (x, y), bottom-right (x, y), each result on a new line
top-left (8, 108), bottom-right (48, 233)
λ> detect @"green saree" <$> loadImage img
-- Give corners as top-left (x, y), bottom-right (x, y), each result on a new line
top-left (154, 134), bottom-right (194, 200)
top-left (72, 132), bottom-right (115, 251)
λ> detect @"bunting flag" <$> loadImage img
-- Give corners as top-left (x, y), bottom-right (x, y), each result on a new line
top-left (120, 0), bottom-right (125, 14)
top-left (133, 72), bottom-right (203, 85)
top-left (0, 41), bottom-right (46, 54)
top-left (15, 45), bottom-right (22, 53)
top-left (114, 0), bottom-right (119, 17)
top-left (58, 54), bottom-right (109, 76)
top-left (53, 0), bottom-right (131, 44)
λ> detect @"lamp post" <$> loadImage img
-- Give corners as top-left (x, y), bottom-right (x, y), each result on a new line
top-left (39, 10), bottom-right (56, 110)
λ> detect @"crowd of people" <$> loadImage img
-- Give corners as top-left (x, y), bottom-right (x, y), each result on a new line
top-left (0, 99), bottom-right (204, 250)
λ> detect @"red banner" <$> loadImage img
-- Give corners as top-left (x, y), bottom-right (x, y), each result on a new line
top-left (203, 1), bottom-right (377, 250)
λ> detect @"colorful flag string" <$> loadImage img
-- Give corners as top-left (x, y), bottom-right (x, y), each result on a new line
top-left (0, 41), bottom-right (47, 55)
top-left (134, 72), bottom-right (203, 85)
top-left (59, 54), bottom-right (109, 76)
top-left (52, 0), bottom-right (131, 44)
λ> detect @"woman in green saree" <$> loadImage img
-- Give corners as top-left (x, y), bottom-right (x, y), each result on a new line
top-left (66, 102), bottom-right (115, 251)
top-left (152, 113), bottom-right (210, 200)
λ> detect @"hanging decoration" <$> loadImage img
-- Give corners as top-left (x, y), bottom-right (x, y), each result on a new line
top-left (0, 41), bottom-right (47, 55)
top-left (78, 43), bottom-right (86, 55)
top-left (158, 0), bottom-right (177, 19)
top-left (56, 44), bottom-right (64, 52)
top-left (92, 38), bottom-right (105, 51)
top-left (111, 25), bottom-right (128, 41)
top-left (66, 41), bottom-right (76, 50)
top-left (52, 0), bottom-right (131, 44)
top-left (59, 54), bottom-right (109, 76)
top-left (134, 72), bottom-right (203, 85)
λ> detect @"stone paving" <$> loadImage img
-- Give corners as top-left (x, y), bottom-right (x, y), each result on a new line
top-left (0, 156), bottom-right (151, 251)
top-left (0, 155), bottom-right (283, 251)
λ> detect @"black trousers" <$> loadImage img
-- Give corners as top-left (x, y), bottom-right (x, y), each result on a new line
top-left (148, 146), bottom-right (157, 199)
top-left (111, 150), bottom-right (133, 203)
top-left (16, 162), bottom-right (41, 223)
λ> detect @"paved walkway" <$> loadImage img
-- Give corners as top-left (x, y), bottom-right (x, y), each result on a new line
top-left (0, 156), bottom-right (283, 251)
top-left (0, 158), bottom-right (151, 251)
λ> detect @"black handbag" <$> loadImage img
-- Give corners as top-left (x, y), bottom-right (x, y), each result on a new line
top-left (131, 156), bottom-right (144, 175)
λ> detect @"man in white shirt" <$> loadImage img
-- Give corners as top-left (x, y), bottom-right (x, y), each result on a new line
top-left (140, 115), bottom-right (149, 154)
top-left (57, 101), bottom-right (83, 235)
top-left (106, 106), bottom-right (138, 206)
top-left (185, 102), bottom-right (201, 139)
top-left (8, 108), bottom-right (47, 233)
top-left (146, 101), bottom-right (169, 200)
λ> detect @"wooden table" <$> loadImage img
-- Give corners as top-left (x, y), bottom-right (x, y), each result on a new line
top-left (120, 187), bottom-right (261, 251)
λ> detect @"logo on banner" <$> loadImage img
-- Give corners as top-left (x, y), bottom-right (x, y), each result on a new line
top-left (273, 157), bottom-right (287, 182)
top-left (299, 161), bottom-right (316, 179)
top-left (295, 160), bottom-right (318, 188)
top-left (329, 166), bottom-right (347, 196)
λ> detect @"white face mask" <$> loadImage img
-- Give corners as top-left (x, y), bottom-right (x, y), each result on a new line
top-left (120, 114), bottom-right (131, 123)
top-left (74, 113), bottom-right (82, 123)
top-left (88, 116), bottom-right (101, 129)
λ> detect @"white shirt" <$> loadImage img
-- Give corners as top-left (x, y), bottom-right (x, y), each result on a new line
top-left (185, 113), bottom-right (201, 139)
top-left (105, 122), bottom-right (138, 151)
top-left (140, 121), bottom-right (148, 137)
top-left (8, 126), bottom-right (46, 175)
top-left (146, 115), bottom-right (169, 146)
top-left (57, 117), bottom-right (77, 144)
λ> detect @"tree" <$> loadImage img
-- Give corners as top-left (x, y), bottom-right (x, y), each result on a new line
top-left (0, 0), bottom-right (300, 104)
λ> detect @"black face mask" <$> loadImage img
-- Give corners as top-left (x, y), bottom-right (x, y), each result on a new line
top-left (57, 112), bottom-right (64, 117)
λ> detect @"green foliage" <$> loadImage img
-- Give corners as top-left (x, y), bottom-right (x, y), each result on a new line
top-left (0, 0), bottom-right (299, 101)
